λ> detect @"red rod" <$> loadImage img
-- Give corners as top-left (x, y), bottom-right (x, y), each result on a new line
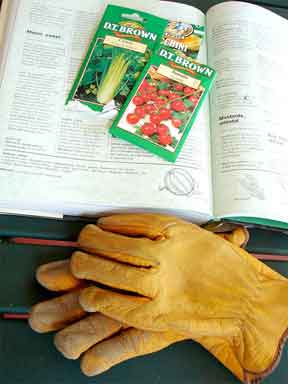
top-left (253, 254), bottom-right (288, 261)
top-left (2, 313), bottom-right (30, 320)
top-left (6, 237), bottom-right (288, 261)
top-left (9, 237), bottom-right (78, 247)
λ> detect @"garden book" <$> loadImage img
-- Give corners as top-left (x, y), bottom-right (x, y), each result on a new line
top-left (1, 0), bottom-right (288, 230)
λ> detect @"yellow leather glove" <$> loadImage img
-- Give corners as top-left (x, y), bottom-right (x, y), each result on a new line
top-left (72, 213), bottom-right (288, 383)
top-left (29, 226), bottom-right (248, 378)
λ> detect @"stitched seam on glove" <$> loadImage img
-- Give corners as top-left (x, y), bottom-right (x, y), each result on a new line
top-left (243, 326), bottom-right (288, 383)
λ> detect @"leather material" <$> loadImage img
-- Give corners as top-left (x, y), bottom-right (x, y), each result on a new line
top-left (75, 214), bottom-right (288, 382)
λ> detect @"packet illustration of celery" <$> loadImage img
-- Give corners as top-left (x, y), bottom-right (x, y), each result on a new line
top-left (161, 21), bottom-right (204, 60)
top-left (66, 5), bottom-right (167, 113)
top-left (110, 47), bottom-right (216, 162)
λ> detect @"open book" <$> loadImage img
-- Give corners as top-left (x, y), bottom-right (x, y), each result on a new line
top-left (1, 0), bottom-right (288, 229)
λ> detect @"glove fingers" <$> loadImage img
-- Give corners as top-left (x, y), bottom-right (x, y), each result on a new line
top-left (97, 213), bottom-right (185, 239)
top-left (79, 286), bottom-right (149, 325)
top-left (36, 259), bottom-right (81, 291)
top-left (29, 289), bottom-right (86, 333)
top-left (71, 251), bottom-right (157, 297)
top-left (81, 328), bottom-right (186, 376)
top-left (54, 313), bottom-right (124, 360)
top-left (217, 227), bottom-right (249, 248)
top-left (78, 224), bottom-right (158, 267)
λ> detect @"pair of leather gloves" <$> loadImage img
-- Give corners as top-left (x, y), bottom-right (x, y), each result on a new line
top-left (29, 214), bottom-right (288, 383)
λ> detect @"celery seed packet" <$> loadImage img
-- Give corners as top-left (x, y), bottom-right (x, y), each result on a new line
top-left (66, 5), bottom-right (167, 113)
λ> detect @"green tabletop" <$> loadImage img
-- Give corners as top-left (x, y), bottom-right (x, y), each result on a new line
top-left (1, 0), bottom-right (288, 383)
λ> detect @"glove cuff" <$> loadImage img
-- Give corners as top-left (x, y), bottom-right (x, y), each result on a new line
top-left (238, 278), bottom-right (288, 383)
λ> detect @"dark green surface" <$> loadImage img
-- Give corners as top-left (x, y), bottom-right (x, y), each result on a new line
top-left (0, 321), bottom-right (239, 384)
top-left (1, 322), bottom-right (287, 384)
top-left (1, 218), bottom-right (288, 384)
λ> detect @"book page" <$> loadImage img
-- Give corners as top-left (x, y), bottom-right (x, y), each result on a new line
top-left (207, 1), bottom-right (288, 223)
top-left (0, 0), bottom-right (212, 221)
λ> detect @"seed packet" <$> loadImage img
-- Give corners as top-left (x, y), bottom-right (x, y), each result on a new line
top-left (110, 47), bottom-right (216, 162)
top-left (66, 5), bottom-right (167, 113)
top-left (161, 21), bottom-right (204, 60)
